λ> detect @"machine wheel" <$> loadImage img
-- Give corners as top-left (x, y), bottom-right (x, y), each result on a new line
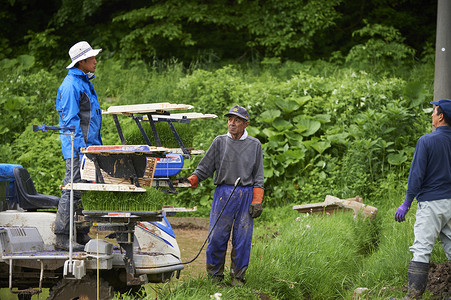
top-left (18, 294), bottom-right (32, 300)
top-left (101, 269), bottom-right (148, 296)
top-left (47, 274), bottom-right (114, 300)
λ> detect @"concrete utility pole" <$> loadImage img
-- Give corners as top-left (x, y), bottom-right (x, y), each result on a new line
top-left (433, 0), bottom-right (451, 101)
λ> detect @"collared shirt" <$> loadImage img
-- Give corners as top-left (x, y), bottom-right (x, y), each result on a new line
top-left (406, 126), bottom-right (451, 202)
top-left (227, 128), bottom-right (248, 140)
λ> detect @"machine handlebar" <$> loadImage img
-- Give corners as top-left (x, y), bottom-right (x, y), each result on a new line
top-left (33, 124), bottom-right (75, 133)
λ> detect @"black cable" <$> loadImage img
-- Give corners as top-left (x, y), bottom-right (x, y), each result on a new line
top-left (149, 177), bottom-right (241, 268)
top-left (180, 177), bottom-right (241, 265)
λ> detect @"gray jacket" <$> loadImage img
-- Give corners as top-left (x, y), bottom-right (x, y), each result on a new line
top-left (193, 134), bottom-right (264, 188)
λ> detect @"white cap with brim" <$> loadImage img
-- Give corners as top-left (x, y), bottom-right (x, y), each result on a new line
top-left (66, 41), bottom-right (102, 69)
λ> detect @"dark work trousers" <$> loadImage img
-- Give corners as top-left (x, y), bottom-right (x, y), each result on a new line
top-left (54, 157), bottom-right (85, 235)
top-left (206, 184), bottom-right (253, 280)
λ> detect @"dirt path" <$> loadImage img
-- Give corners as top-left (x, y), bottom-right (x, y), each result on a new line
top-left (168, 216), bottom-right (234, 281)
top-left (167, 217), bottom-right (210, 280)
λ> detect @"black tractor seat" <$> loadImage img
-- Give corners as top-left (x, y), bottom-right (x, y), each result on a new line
top-left (13, 167), bottom-right (59, 211)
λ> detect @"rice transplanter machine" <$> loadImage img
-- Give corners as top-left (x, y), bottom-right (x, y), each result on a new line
top-left (0, 102), bottom-right (216, 299)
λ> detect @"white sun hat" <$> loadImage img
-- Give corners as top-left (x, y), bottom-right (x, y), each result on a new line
top-left (66, 41), bottom-right (102, 69)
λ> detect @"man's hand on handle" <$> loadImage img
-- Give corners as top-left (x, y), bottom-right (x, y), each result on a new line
top-left (249, 187), bottom-right (264, 218)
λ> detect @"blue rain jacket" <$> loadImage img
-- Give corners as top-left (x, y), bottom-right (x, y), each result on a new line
top-left (56, 68), bottom-right (102, 159)
top-left (405, 126), bottom-right (451, 203)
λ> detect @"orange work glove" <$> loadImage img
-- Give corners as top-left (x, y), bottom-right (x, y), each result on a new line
top-left (187, 174), bottom-right (199, 188)
top-left (249, 187), bottom-right (264, 218)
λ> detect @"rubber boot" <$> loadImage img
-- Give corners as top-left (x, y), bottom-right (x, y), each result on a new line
top-left (55, 234), bottom-right (85, 251)
top-left (230, 264), bottom-right (246, 286)
top-left (405, 260), bottom-right (429, 300)
top-left (231, 277), bottom-right (245, 286)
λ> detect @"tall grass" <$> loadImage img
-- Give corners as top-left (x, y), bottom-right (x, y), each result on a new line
top-left (250, 211), bottom-right (363, 299)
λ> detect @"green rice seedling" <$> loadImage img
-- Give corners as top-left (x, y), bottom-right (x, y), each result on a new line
top-left (82, 187), bottom-right (174, 211)
top-left (122, 119), bottom-right (194, 149)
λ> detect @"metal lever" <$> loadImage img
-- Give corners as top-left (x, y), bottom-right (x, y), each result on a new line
top-left (33, 124), bottom-right (75, 132)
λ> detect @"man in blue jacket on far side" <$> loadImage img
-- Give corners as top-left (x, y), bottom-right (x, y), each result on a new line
top-left (395, 99), bottom-right (451, 299)
top-left (55, 41), bottom-right (103, 251)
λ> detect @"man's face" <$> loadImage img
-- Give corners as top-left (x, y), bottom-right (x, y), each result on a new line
top-left (432, 105), bottom-right (441, 128)
top-left (228, 115), bottom-right (248, 137)
top-left (78, 56), bottom-right (97, 74)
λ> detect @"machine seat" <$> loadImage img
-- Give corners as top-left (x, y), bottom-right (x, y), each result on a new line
top-left (13, 167), bottom-right (59, 211)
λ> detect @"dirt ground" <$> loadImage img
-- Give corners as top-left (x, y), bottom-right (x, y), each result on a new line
top-left (167, 216), bottom-right (211, 280)
top-left (168, 216), bottom-right (235, 282)
top-left (169, 217), bottom-right (450, 299)
top-left (427, 260), bottom-right (451, 299)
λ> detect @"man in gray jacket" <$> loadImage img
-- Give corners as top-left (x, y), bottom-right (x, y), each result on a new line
top-left (188, 105), bottom-right (264, 285)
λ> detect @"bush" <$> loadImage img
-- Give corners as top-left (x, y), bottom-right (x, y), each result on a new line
top-left (2, 57), bottom-right (434, 210)
top-left (9, 120), bottom-right (65, 196)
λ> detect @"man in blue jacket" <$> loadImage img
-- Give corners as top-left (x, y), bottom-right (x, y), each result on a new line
top-left (395, 99), bottom-right (451, 299)
top-left (55, 41), bottom-right (103, 251)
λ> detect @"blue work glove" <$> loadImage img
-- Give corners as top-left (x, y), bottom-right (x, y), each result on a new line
top-left (394, 198), bottom-right (412, 222)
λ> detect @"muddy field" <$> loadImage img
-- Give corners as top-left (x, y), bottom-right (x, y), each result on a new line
top-left (167, 216), bottom-right (225, 281)
top-left (167, 217), bottom-right (210, 280)
top-left (169, 217), bottom-right (450, 299)
top-left (427, 261), bottom-right (451, 299)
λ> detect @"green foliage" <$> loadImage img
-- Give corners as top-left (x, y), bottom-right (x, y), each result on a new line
top-left (52, 0), bottom-right (104, 26)
top-left (112, 0), bottom-right (343, 61)
top-left (0, 68), bottom-right (59, 145)
top-left (134, 276), bottom-right (264, 300)
top-left (1, 0), bottom-right (437, 65)
top-left (2, 57), bottom-right (434, 209)
top-left (24, 28), bottom-right (61, 67)
top-left (7, 121), bottom-right (65, 196)
top-left (95, 58), bottom-right (187, 105)
top-left (353, 214), bottom-right (382, 256)
top-left (346, 22), bottom-right (416, 74)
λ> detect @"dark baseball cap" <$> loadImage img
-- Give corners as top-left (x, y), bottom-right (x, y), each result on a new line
top-left (224, 105), bottom-right (249, 121)
top-left (430, 99), bottom-right (451, 117)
